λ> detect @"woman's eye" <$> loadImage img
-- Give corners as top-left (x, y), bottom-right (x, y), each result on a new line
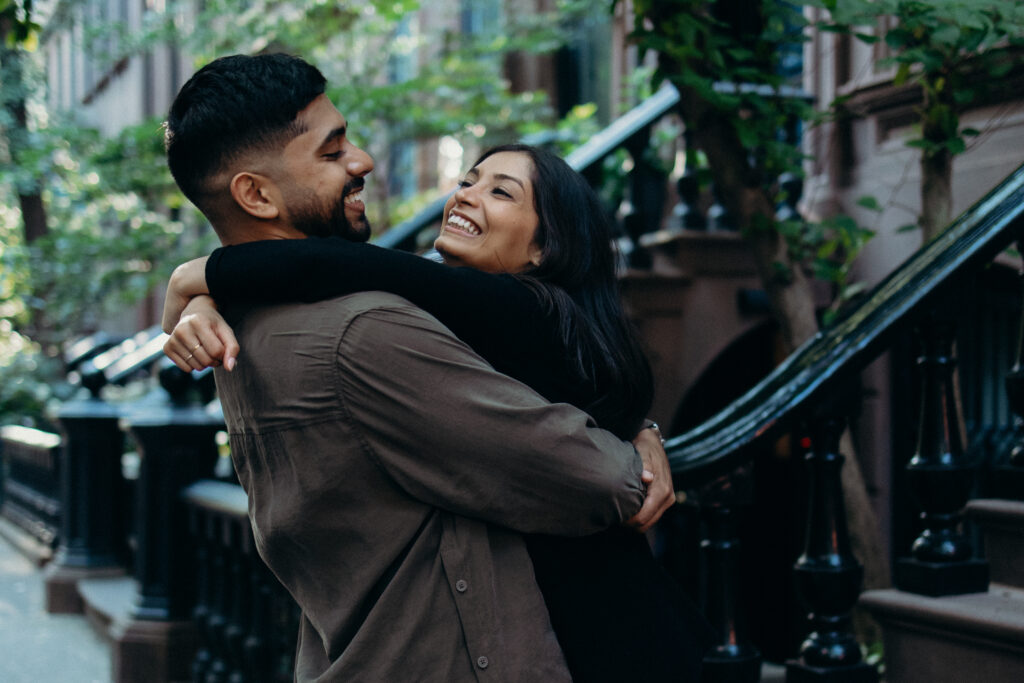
top-left (493, 187), bottom-right (511, 197)
top-left (457, 179), bottom-right (472, 188)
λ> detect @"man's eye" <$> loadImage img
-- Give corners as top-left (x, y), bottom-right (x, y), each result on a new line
top-left (323, 151), bottom-right (342, 160)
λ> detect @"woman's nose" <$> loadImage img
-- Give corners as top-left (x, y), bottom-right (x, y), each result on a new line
top-left (454, 184), bottom-right (477, 205)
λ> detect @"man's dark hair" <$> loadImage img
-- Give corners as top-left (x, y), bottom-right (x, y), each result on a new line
top-left (165, 53), bottom-right (327, 210)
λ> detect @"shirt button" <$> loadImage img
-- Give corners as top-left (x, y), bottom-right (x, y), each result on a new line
top-left (477, 656), bottom-right (489, 669)
top-left (455, 579), bottom-right (468, 593)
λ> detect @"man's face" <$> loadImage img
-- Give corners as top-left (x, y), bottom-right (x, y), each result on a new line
top-left (277, 94), bottom-right (374, 241)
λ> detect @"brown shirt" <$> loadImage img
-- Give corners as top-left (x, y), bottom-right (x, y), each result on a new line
top-left (215, 292), bottom-right (645, 682)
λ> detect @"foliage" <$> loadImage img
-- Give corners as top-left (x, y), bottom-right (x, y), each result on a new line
top-left (0, 326), bottom-right (71, 430)
top-left (75, 0), bottom-right (605, 229)
top-left (626, 0), bottom-right (872, 307)
top-left (631, 0), bottom-right (812, 182)
top-left (0, 108), bottom-right (212, 424)
top-left (1, 113), bottom-right (212, 343)
top-left (0, 0), bottom-right (40, 49)
top-left (626, 0), bottom-right (1024, 320)
top-left (815, 0), bottom-right (1024, 161)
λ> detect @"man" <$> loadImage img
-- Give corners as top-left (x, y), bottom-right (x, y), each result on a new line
top-left (163, 54), bottom-right (672, 682)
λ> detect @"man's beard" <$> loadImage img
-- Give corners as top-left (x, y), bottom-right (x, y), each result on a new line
top-left (291, 181), bottom-right (371, 242)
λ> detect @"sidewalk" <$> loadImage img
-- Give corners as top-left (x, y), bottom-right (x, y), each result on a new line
top-left (0, 532), bottom-right (789, 683)
top-left (0, 535), bottom-right (111, 683)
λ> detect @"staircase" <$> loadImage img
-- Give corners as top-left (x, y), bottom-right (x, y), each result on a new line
top-left (860, 500), bottom-right (1024, 682)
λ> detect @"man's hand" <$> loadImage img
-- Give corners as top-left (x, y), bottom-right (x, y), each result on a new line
top-left (163, 295), bottom-right (241, 372)
top-left (625, 426), bottom-right (675, 533)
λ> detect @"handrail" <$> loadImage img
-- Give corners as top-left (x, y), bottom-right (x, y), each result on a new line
top-left (667, 162), bottom-right (1024, 483)
top-left (375, 83), bottom-right (683, 251)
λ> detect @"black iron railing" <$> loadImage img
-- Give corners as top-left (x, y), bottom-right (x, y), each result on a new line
top-left (667, 163), bottom-right (1024, 480)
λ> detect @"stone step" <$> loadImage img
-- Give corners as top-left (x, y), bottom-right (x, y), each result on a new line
top-left (78, 574), bottom-right (135, 642)
top-left (78, 573), bottom-right (197, 682)
top-left (860, 586), bottom-right (1024, 683)
top-left (0, 515), bottom-right (54, 567)
top-left (967, 498), bottom-right (1024, 589)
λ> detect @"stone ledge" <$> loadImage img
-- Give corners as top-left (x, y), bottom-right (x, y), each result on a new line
top-left (967, 498), bottom-right (1024, 589)
top-left (861, 587), bottom-right (1024, 683)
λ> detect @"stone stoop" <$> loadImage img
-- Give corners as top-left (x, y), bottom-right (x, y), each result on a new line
top-left (859, 498), bottom-right (1024, 683)
top-left (0, 515), bottom-right (54, 567)
top-left (967, 499), bottom-right (1024, 589)
top-left (78, 574), bottom-right (136, 643)
top-left (78, 575), bottom-right (196, 683)
top-left (860, 586), bottom-right (1024, 683)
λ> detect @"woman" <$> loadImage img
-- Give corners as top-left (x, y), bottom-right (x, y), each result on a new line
top-left (164, 144), bottom-right (712, 681)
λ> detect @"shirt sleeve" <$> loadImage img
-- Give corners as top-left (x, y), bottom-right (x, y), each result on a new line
top-left (334, 301), bottom-right (645, 537)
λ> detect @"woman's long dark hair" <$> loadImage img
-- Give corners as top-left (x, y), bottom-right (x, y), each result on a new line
top-left (473, 144), bottom-right (653, 439)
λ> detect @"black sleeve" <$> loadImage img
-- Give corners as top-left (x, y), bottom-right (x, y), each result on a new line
top-left (206, 238), bottom-right (568, 394)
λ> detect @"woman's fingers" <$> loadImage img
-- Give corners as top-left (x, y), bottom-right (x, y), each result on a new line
top-left (212, 317), bottom-right (240, 372)
top-left (162, 294), bottom-right (240, 373)
top-left (163, 334), bottom-right (203, 373)
top-left (165, 318), bottom-right (222, 372)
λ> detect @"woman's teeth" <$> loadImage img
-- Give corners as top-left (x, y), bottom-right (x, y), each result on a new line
top-left (447, 214), bottom-right (480, 235)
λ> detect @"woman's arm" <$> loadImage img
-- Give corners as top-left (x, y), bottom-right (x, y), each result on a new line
top-left (206, 237), bottom-right (551, 367)
top-left (162, 257), bottom-right (210, 333)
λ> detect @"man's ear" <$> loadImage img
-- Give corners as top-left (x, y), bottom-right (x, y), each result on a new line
top-left (229, 172), bottom-right (280, 220)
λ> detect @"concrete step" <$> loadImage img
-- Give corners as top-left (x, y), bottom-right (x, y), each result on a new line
top-left (78, 573), bottom-right (197, 682)
top-left (78, 574), bottom-right (135, 642)
top-left (860, 585), bottom-right (1024, 683)
top-left (967, 498), bottom-right (1024, 589)
top-left (0, 515), bottom-right (54, 567)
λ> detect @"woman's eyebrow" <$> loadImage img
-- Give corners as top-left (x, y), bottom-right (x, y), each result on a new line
top-left (492, 173), bottom-right (525, 190)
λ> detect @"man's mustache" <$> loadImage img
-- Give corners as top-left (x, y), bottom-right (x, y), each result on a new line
top-left (344, 178), bottom-right (365, 197)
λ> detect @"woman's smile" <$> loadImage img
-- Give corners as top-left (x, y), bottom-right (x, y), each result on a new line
top-left (443, 211), bottom-right (481, 236)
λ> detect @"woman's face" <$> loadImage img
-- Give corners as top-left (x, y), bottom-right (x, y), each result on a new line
top-left (434, 151), bottom-right (542, 273)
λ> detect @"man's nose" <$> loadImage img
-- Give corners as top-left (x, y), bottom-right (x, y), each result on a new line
top-left (347, 144), bottom-right (374, 177)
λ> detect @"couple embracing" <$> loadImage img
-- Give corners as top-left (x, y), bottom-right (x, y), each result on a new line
top-left (161, 53), bottom-right (712, 682)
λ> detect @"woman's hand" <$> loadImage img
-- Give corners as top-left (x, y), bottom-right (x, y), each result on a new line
top-left (163, 295), bottom-right (240, 372)
top-left (625, 426), bottom-right (675, 533)
top-left (162, 256), bottom-right (212, 333)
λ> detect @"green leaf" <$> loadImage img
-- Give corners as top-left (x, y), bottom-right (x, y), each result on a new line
top-left (932, 24), bottom-right (961, 46)
top-left (896, 223), bottom-right (920, 233)
top-left (893, 63), bottom-right (912, 86)
top-left (945, 137), bottom-right (966, 155)
top-left (856, 195), bottom-right (882, 211)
